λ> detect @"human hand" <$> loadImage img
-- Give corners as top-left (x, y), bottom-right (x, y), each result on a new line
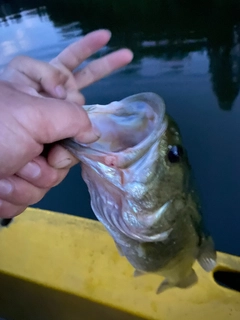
top-left (1, 30), bottom-right (132, 104)
top-left (0, 30), bottom-right (133, 218)
top-left (1, 29), bottom-right (133, 169)
top-left (0, 80), bottom-right (102, 218)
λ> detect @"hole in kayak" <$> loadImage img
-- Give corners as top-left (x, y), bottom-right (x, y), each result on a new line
top-left (1, 218), bottom-right (13, 227)
top-left (214, 269), bottom-right (240, 292)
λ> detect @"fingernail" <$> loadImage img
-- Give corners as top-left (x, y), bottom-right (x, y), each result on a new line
top-left (0, 179), bottom-right (13, 195)
top-left (84, 126), bottom-right (101, 143)
top-left (92, 125), bottom-right (101, 138)
top-left (18, 162), bottom-right (41, 179)
top-left (54, 158), bottom-right (72, 169)
top-left (80, 125), bottom-right (101, 144)
top-left (55, 85), bottom-right (67, 99)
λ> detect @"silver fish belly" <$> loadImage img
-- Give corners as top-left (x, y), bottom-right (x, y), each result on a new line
top-left (61, 92), bottom-right (216, 293)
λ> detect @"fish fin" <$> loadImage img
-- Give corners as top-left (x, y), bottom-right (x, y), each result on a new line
top-left (156, 269), bottom-right (198, 294)
top-left (197, 236), bottom-right (217, 272)
top-left (114, 241), bottom-right (124, 256)
top-left (133, 269), bottom-right (145, 277)
top-left (156, 279), bottom-right (174, 294)
top-left (176, 269), bottom-right (198, 288)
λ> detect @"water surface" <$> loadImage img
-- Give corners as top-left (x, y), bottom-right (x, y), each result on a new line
top-left (0, 0), bottom-right (240, 256)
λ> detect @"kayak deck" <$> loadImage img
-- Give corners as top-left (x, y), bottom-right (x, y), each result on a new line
top-left (0, 208), bottom-right (239, 320)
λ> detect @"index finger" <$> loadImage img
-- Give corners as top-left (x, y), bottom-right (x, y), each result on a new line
top-left (51, 29), bottom-right (112, 71)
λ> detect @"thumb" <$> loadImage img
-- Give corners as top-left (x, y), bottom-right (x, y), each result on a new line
top-left (14, 90), bottom-right (100, 145)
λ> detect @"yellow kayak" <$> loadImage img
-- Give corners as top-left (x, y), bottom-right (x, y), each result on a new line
top-left (0, 208), bottom-right (239, 320)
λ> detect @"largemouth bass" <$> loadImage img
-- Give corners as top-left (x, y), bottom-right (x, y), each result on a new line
top-left (61, 92), bottom-right (216, 294)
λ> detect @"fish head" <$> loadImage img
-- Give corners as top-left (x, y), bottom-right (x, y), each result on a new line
top-left (61, 92), bottom-right (191, 242)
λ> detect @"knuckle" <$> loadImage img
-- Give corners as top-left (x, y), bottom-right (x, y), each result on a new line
top-left (52, 67), bottom-right (61, 79)
top-left (28, 189), bottom-right (48, 205)
top-left (15, 184), bottom-right (46, 206)
top-left (22, 190), bottom-right (39, 205)
top-left (9, 55), bottom-right (28, 68)
top-left (88, 64), bottom-right (99, 79)
top-left (67, 91), bottom-right (85, 106)
top-left (51, 66), bottom-right (68, 84)
top-left (20, 188), bottom-right (46, 206)
top-left (43, 171), bottom-right (60, 188)
top-left (80, 67), bottom-right (95, 84)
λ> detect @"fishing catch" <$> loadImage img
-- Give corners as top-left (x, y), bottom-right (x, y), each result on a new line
top-left (61, 92), bottom-right (216, 294)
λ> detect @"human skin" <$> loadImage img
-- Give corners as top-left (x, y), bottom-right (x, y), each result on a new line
top-left (0, 29), bottom-right (133, 218)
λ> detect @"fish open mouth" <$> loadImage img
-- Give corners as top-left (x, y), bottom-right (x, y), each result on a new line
top-left (83, 94), bottom-right (158, 153)
top-left (62, 92), bottom-right (167, 168)
top-left (61, 93), bottom-right (174, 242)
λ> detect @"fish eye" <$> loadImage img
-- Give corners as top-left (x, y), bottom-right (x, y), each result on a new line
top-left (167, 145), bottom-right (184, 163)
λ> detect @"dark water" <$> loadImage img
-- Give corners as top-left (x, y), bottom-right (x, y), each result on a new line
top-left (1, 0), bottom-right (240, 256)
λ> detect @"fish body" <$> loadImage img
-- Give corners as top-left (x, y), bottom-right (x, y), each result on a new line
top-left (62, 92), bottom-right (216, 293)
